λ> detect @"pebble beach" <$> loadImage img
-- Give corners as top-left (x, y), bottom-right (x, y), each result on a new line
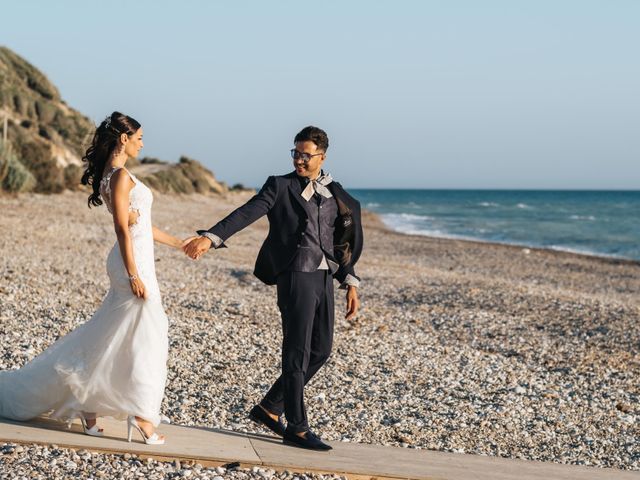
top-left (0, 190), bottom-right (638, 478)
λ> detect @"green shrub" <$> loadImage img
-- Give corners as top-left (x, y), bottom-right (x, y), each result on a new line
top-left (0, 140), bottom-right (37, 192)
top-left (63, 164), bottom-right (83, 190)
top-left (35, 100), bottom-right (56, 123)
top-left (140, 156), bottom-right (167, 165)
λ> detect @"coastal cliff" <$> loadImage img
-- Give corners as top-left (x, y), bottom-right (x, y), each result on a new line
top-left (0, 46), bottom-right (234, 195)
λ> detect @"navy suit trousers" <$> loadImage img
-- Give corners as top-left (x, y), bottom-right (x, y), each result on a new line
top-left (260, 270), bottom-right (334, 432)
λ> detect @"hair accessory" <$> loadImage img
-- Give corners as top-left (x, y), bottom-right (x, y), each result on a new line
top-left (104, 115), bottom-right (112, 130)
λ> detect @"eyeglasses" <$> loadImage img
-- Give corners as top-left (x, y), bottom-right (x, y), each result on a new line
top-left (290, 149), bottom-right (323, 163)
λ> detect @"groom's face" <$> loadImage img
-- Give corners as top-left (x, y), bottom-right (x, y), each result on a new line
top-left (292, 141), bottom-right (325, 180)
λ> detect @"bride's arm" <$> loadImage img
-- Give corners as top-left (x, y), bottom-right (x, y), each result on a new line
top-left (111, 170), bottom-right (147, 299)
top-left (152, 226), bottom-right (183, 250)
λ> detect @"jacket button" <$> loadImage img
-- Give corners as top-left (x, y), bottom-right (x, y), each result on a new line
top-left (301, 232), bottom-right (305, 236)
top-left (296, 244), bottom-right (301, 248)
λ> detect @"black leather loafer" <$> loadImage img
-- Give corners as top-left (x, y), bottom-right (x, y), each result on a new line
top-left (283, 429), bottom-right (332, 451)
top-left (248, 405), bottom-right (286, 437)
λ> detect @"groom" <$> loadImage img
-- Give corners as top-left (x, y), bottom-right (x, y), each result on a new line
top-left (184, 126), bottom-right (363, 450)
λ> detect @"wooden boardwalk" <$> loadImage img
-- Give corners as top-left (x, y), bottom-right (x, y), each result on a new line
top-left (0, 417), bottom-right (637, 480)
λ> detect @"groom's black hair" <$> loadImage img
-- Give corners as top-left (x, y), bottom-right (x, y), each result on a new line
top-left (294, 126), bottom-right (329, 152)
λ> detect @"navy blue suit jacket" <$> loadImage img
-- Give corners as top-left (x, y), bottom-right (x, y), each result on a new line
top-left (199, 171), bottom-right (363, 286)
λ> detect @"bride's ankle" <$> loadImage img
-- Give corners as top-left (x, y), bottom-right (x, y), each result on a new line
top-left (82, 412), bottom-right (98, 428)
top-left (135, 417), bottom-right (155, 435)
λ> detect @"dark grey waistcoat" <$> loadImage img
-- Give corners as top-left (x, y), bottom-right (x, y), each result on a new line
top-left (287, 192), bottom-right (339, 273)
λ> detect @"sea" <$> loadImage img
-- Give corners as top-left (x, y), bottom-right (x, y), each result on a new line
top-left (350, 190), bottom-right (640, 261)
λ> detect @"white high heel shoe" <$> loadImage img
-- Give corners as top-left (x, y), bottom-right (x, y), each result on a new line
top-left (127, 416), bottom-right (165, 445)
top-left (79, 414), bottom-right (104, 437)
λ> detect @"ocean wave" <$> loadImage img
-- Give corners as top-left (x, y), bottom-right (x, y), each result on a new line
top-left (478, 202), bottom-right (500, 207)
top-left (569, 215), bottom-right (596, 221)
top-left (383, 225), bottom-right (469, 240)
top-left (382, 225), bottom-right (501, 244)
top-left (547, 245), bottom-right (624, 259)
top-left (381, 218), bottom-right (630, 260)
top-left (516, 203), bottom-right (532, 209)
top-left (380, 213), bottom-right (436, 235)
top-left (365, 202), bottom-right (381, 208)
top-left (383, 213), bottom-right (435, 222)
top-left (381, 213), bottom-right (484, 241)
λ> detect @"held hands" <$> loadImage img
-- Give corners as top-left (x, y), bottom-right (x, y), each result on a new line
top-left (345, 286), bottom-right (360, 321)
top-left (181, 236), bottom-right (198, 251)
top-left (182, 236), bottom-right (212, 260)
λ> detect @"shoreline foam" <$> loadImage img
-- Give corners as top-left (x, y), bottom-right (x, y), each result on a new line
top-left (366, 209), bottom-right (640, 266)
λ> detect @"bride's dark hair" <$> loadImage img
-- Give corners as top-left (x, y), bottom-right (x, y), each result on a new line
top-left (81, 111), bottom-right (141, 207)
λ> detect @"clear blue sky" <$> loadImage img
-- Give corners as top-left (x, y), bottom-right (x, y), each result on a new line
top-left (3, 1), bottom-right (639, 189)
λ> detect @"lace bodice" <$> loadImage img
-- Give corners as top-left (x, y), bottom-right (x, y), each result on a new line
top-left (99, 167), bottom-right (152, 219)
top-left (99, 166), bottom-right (159, 301)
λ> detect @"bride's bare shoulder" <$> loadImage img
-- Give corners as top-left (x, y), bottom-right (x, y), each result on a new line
top-left (109, 168), bottom-right (136, 191)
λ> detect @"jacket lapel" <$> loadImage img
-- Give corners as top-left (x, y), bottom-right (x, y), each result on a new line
top-left (287, 174), bottom-right (309, 215)
top-left (328, 182), bottom-right (351, 215)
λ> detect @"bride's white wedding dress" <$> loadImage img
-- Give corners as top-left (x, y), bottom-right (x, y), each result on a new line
top-left (0, 167), bottom-right (168, 427)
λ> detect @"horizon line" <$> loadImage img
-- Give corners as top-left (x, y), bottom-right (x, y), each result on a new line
top-left (275, 187), bottom-right (640, 192)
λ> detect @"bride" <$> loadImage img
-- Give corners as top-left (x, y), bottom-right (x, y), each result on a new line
top-left (0, 111), bottom-right (186, 445)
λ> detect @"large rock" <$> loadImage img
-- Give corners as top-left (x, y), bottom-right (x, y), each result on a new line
top-left (0, 46), bottom-right (94, 192)
top-left (129, 156), bottom-right (229, 195)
